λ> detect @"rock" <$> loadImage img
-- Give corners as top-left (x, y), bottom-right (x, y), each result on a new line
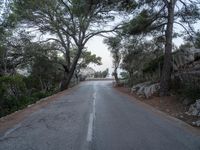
top-left (187, 99), bottom-right (200, 116)
top-left (192, 120), bottom-right (200, 127)
top-left (143, 83), bottom-right (159, 98)
top-left (196, 120), bottom-right (200, 127)
top-left (187, 105), bottom-right (199, 116)
top-left (131, 81), bottom-right (151, 93)
top-left (136, 85), bottom-right (146, 95)
top-left (131, 82), bottom-right (160, 99)
top-left (179, 115), bottom-right (184, 118)
top-left (196, 100), bottom-right (200, 110)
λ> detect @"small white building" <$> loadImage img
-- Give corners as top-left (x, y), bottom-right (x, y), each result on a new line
top-left (80, 67), bottom-right (95, 78)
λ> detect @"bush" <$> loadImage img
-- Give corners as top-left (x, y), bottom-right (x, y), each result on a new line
top-left (171, 78), bottom-right (200, 104)
top-left (142, 55), bottom-right (164, 74)
top-left (0, 75), bottom-right (26, 99)
top-left (31, 91), bottom-right (49, 100)
top-left (0, 75), bottom-right (54, 118)
top-left (179, 86), bottom-right (200, 103)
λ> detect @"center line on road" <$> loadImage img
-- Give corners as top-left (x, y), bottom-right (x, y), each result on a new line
top-left (86, 92), bottom-right (96, 142)
top-left (93, 92), bottom-right (96, 119)
top-left (87, 113), bottom-right (94, 142)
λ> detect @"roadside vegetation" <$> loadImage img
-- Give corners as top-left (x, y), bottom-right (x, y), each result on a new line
top-left (94, 69), bottom-right (109, 78)
top-left (0, 0), bottom-right (103, 117)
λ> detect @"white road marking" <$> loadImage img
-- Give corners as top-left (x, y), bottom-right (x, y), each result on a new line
top-left (86, 92), bottom-right (96, 142)
top-left (93, 100), bottom-right (96, 119)
top-left (87, 113), bottom-right (94, 142)
top-left (93, 92), bottom-right (96, 99)
top-left (93, 93), bottom-right (96, 119)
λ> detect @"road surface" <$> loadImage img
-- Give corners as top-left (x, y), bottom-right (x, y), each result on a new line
top-left (0, 81), bottom-right (200, 150)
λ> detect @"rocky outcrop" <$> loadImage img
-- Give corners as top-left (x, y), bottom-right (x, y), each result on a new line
top-left (186, 99), bottom-right (200, 116)
top-left (131, 82), bottom-right (160, 98)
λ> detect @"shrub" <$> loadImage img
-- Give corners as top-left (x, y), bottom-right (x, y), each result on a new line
top-left (0, 75), bottom-right (26, 99)
top-left (0, 75), bottom-right (49, 117)
top-left (31, 91), bottom-right (49, 100)
top-left (0, 75), bottom-right (55, 118)
top-left (142, 55), bottom-right (164, 74)
top-left (171, 77), bottom-right (200, 104)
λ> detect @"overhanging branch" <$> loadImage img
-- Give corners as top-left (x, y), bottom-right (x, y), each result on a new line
top-left (83, 25), bottom-right (122, 45)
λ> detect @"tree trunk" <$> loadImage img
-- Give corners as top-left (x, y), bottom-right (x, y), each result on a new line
top-left (39, 76), bottom-right (45, 91)
top-left (60, 46), bottom-right (83, 91)
top-left (128, 70), bottom-right (133, 87)
top-left (60, 70), bottom-right (69, 91)
top-left (160, 1), bottom-right (176, 96)
top-left (113, 68), bottom-right (119, 85)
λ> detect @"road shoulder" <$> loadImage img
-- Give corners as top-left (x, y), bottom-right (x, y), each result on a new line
top-left (114, 86), bottom-right (200, 136)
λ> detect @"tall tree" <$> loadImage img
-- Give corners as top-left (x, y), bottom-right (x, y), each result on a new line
top-left (123, 0), bottom-right (200, 96)
top-left (160, 0), bottom-right (176, 96)
top-left (194, 32), bottom-right (200, 48)
top-left (13, 0), bottom-right (121, 90)
top-left (104, 36), bottom-right (122, 84)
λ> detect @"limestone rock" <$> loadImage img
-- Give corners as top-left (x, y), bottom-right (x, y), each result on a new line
top-left (192, 120), bottom-right (200, 127)
top-left (186, 99), bottom-right (200, 116)
top-left (131, 82), bottom-right (160, 98)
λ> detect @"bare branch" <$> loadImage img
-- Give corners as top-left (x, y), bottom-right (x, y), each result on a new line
top-left (174, 21), bottom-right (196, 45)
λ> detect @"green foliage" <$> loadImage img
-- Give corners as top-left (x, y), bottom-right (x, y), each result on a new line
top-left (104, 36), bottom-right (121, 82)
top-left (120, 71), bottom-right (129, 79)
top-left (172, 81), bottom-right (200, 104)
top-left (79, 51), bottom-right (102, 68)
top-left (142, 55), bottom-right (164, 74)
top-left (94, 68), bottom-right (109, 78)
top-left (0, 75), bottom-right (55, 118)
top-left (31, 91), bottom-right (50, 101)
top-left (120, 36), bottom-right (164, 86)
top-left (0, 75), bottom-right (26, 117)
top-left (123, 9), bottom-right (155, 35)
top-left (117, 0), bottom-right (137, 12)
top-left (102, 68), bottom-right (109, 78)
top-left (0, 75), bottom-right (26, 98)
top-left (194, 31), bottom-right (200, 48)
top-left (181, 86), bottom-right (200, 102)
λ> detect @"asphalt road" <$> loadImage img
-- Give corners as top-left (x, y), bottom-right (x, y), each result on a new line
top-left (0, 81), bottom-right (200, 150)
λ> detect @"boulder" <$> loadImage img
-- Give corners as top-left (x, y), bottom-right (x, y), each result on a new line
top-left (131, 81), bottom-right (151, 93)
top-left (192, 120), bottom-right (200, 127)
top-left (186, 99), bottom-right (200, 116)
top-left (145, 83), bottom-right (160, 98)
top-left (131, 82), bottom-right (160, 98)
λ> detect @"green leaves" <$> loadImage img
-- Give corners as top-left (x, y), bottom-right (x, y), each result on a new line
top-left (82, 51), bottom-right (102, 65)
top-left (78, 50), bottom-right (102, 68)
top-left (0, 75), bottom-right (26, 99)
